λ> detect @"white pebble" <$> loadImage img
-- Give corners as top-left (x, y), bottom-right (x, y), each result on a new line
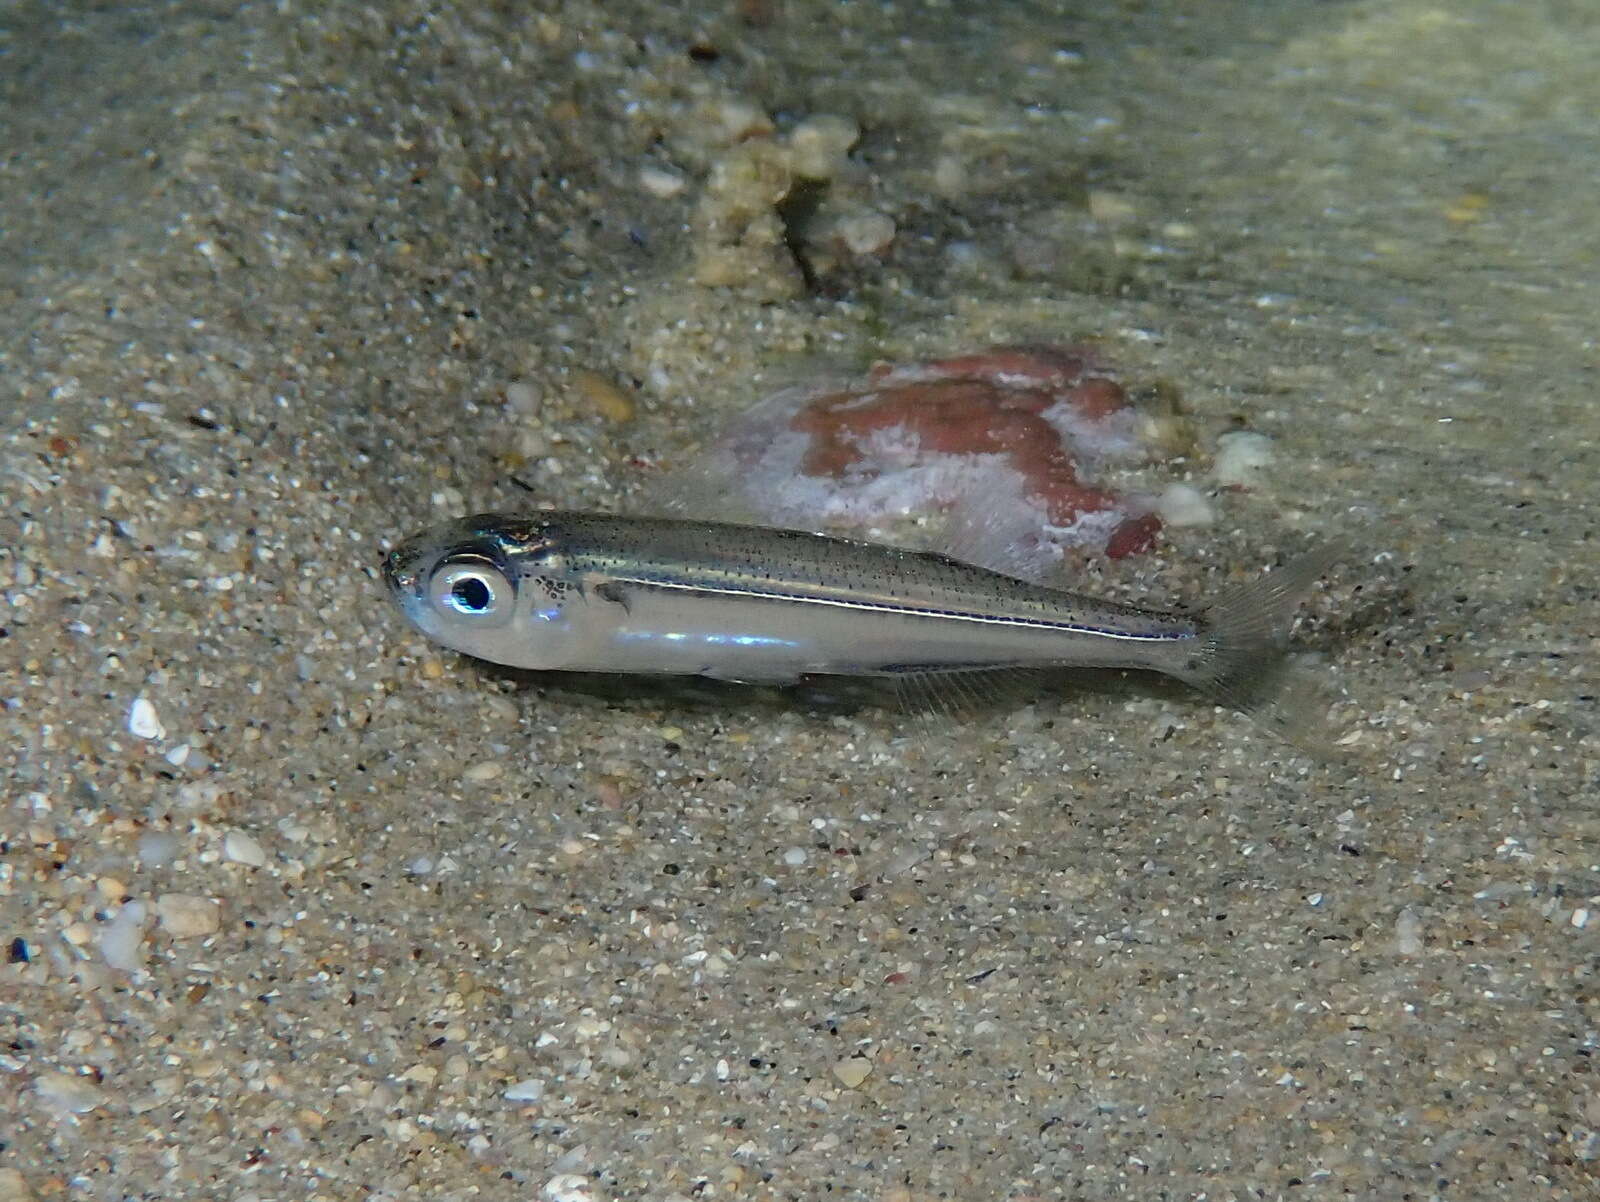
top-left (708, 98), bottom-right (773, 145)
top-left (782, 846), bottom-right (808, 867)
top-left (99, 901), bottom-right (148, 973)
top-left (943, 239), bottom-right (997, 278)
top-left (932, 153), bottom-right (969, 198)
top-left (127, 696), bottom-right (165, 740)
top-left (1395, 907), bottom-right (1423, 957)
top-left (1087, 189), bottom-right (1139, 224)
top-left (224, 830), bottom-right (268, 868)
top-left (34, 1071), bottom-right (105, 1116)
top-left (464, 760), bottom-right (504, 783)
top-left (504, 1077), bottom-right (546, 1102)
top-left (1213, 430), bottom-right (1275, 487)
top-left (1154, 483), bottom-right (1214, 527)
top-left (137, 831), bottom-right (180, 868)
top-left (515, 427), bottom-right (550, 459)
top-left (542, 1173), bottom-right (594, 1202)
top-left (788, 114), bottom-right (859, 179)
top-left (835, 211), bottom-right (896, 256)
top-left (505, 380), bottom-right (541, 415)
top-left (156, 893), bottom-right (221, 939)
top-left (637, 165), bottom-right (687, 198)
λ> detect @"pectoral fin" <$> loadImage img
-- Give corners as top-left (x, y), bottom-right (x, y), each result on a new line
top-left (592, 580), bottom-right (632, 612)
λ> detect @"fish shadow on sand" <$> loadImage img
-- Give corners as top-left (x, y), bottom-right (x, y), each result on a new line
top-left (467, 659), bottom-right (1233, 725)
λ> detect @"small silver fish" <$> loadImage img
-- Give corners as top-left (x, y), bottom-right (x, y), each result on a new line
top-left (384, 511), bottom-right (1346, 738)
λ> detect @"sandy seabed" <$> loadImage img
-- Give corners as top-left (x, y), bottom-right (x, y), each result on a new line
top-left (3, 2), bottom-right (1597, 1198)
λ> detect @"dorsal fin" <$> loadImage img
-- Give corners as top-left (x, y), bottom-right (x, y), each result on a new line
top-left (937, 484), bottom-right (1059, 582)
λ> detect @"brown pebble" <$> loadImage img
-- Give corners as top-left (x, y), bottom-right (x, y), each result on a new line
top-left (571, 370), bottom-right (636, 423)
top-left (547, 98), bottom-right (582, 126)
top-left (593, 775), bottom-right (628, 809)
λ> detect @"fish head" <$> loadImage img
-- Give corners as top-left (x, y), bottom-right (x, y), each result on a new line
top-left (383, 514), bottom-right (583, 669)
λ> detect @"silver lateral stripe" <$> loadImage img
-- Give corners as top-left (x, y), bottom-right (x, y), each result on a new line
top-left (609, 574), bottom-right (1192, 643)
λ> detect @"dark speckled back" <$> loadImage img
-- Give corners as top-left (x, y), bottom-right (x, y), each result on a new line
top-left (533, 510), bottom-right (1187, 635)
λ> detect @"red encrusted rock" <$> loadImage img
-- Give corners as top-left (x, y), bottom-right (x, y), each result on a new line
top-left (711, 345), bottom-right (1169, 563)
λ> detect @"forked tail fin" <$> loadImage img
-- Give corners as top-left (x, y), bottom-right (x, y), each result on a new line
top-left (1176, 540), bottom-right (1353, 750)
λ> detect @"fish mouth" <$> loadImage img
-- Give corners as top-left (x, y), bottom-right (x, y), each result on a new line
top-left (382, 537), bottom-right (428, 610)
top-left (381, 546), bottom-right (409, 596)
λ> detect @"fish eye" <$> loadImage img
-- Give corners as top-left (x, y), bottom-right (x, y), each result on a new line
top-left (427, 556), bottom-right (514, 624)
top-left (450, 575), bottom-right (492, 612)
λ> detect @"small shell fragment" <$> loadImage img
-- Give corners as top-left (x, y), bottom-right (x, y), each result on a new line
top-left (223, 830), bottom-right (268, 867)
top-left (832, 1057), bottom-right (873, 1088)
top-left (127, 696), bottom-right (165, 740)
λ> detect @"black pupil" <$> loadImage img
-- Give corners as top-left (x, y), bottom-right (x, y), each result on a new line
top-left (451, 576), bottom-right (493, 612)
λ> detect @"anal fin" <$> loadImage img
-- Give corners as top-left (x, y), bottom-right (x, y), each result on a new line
top-left (887, 666), bottom-right (1049, 718)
